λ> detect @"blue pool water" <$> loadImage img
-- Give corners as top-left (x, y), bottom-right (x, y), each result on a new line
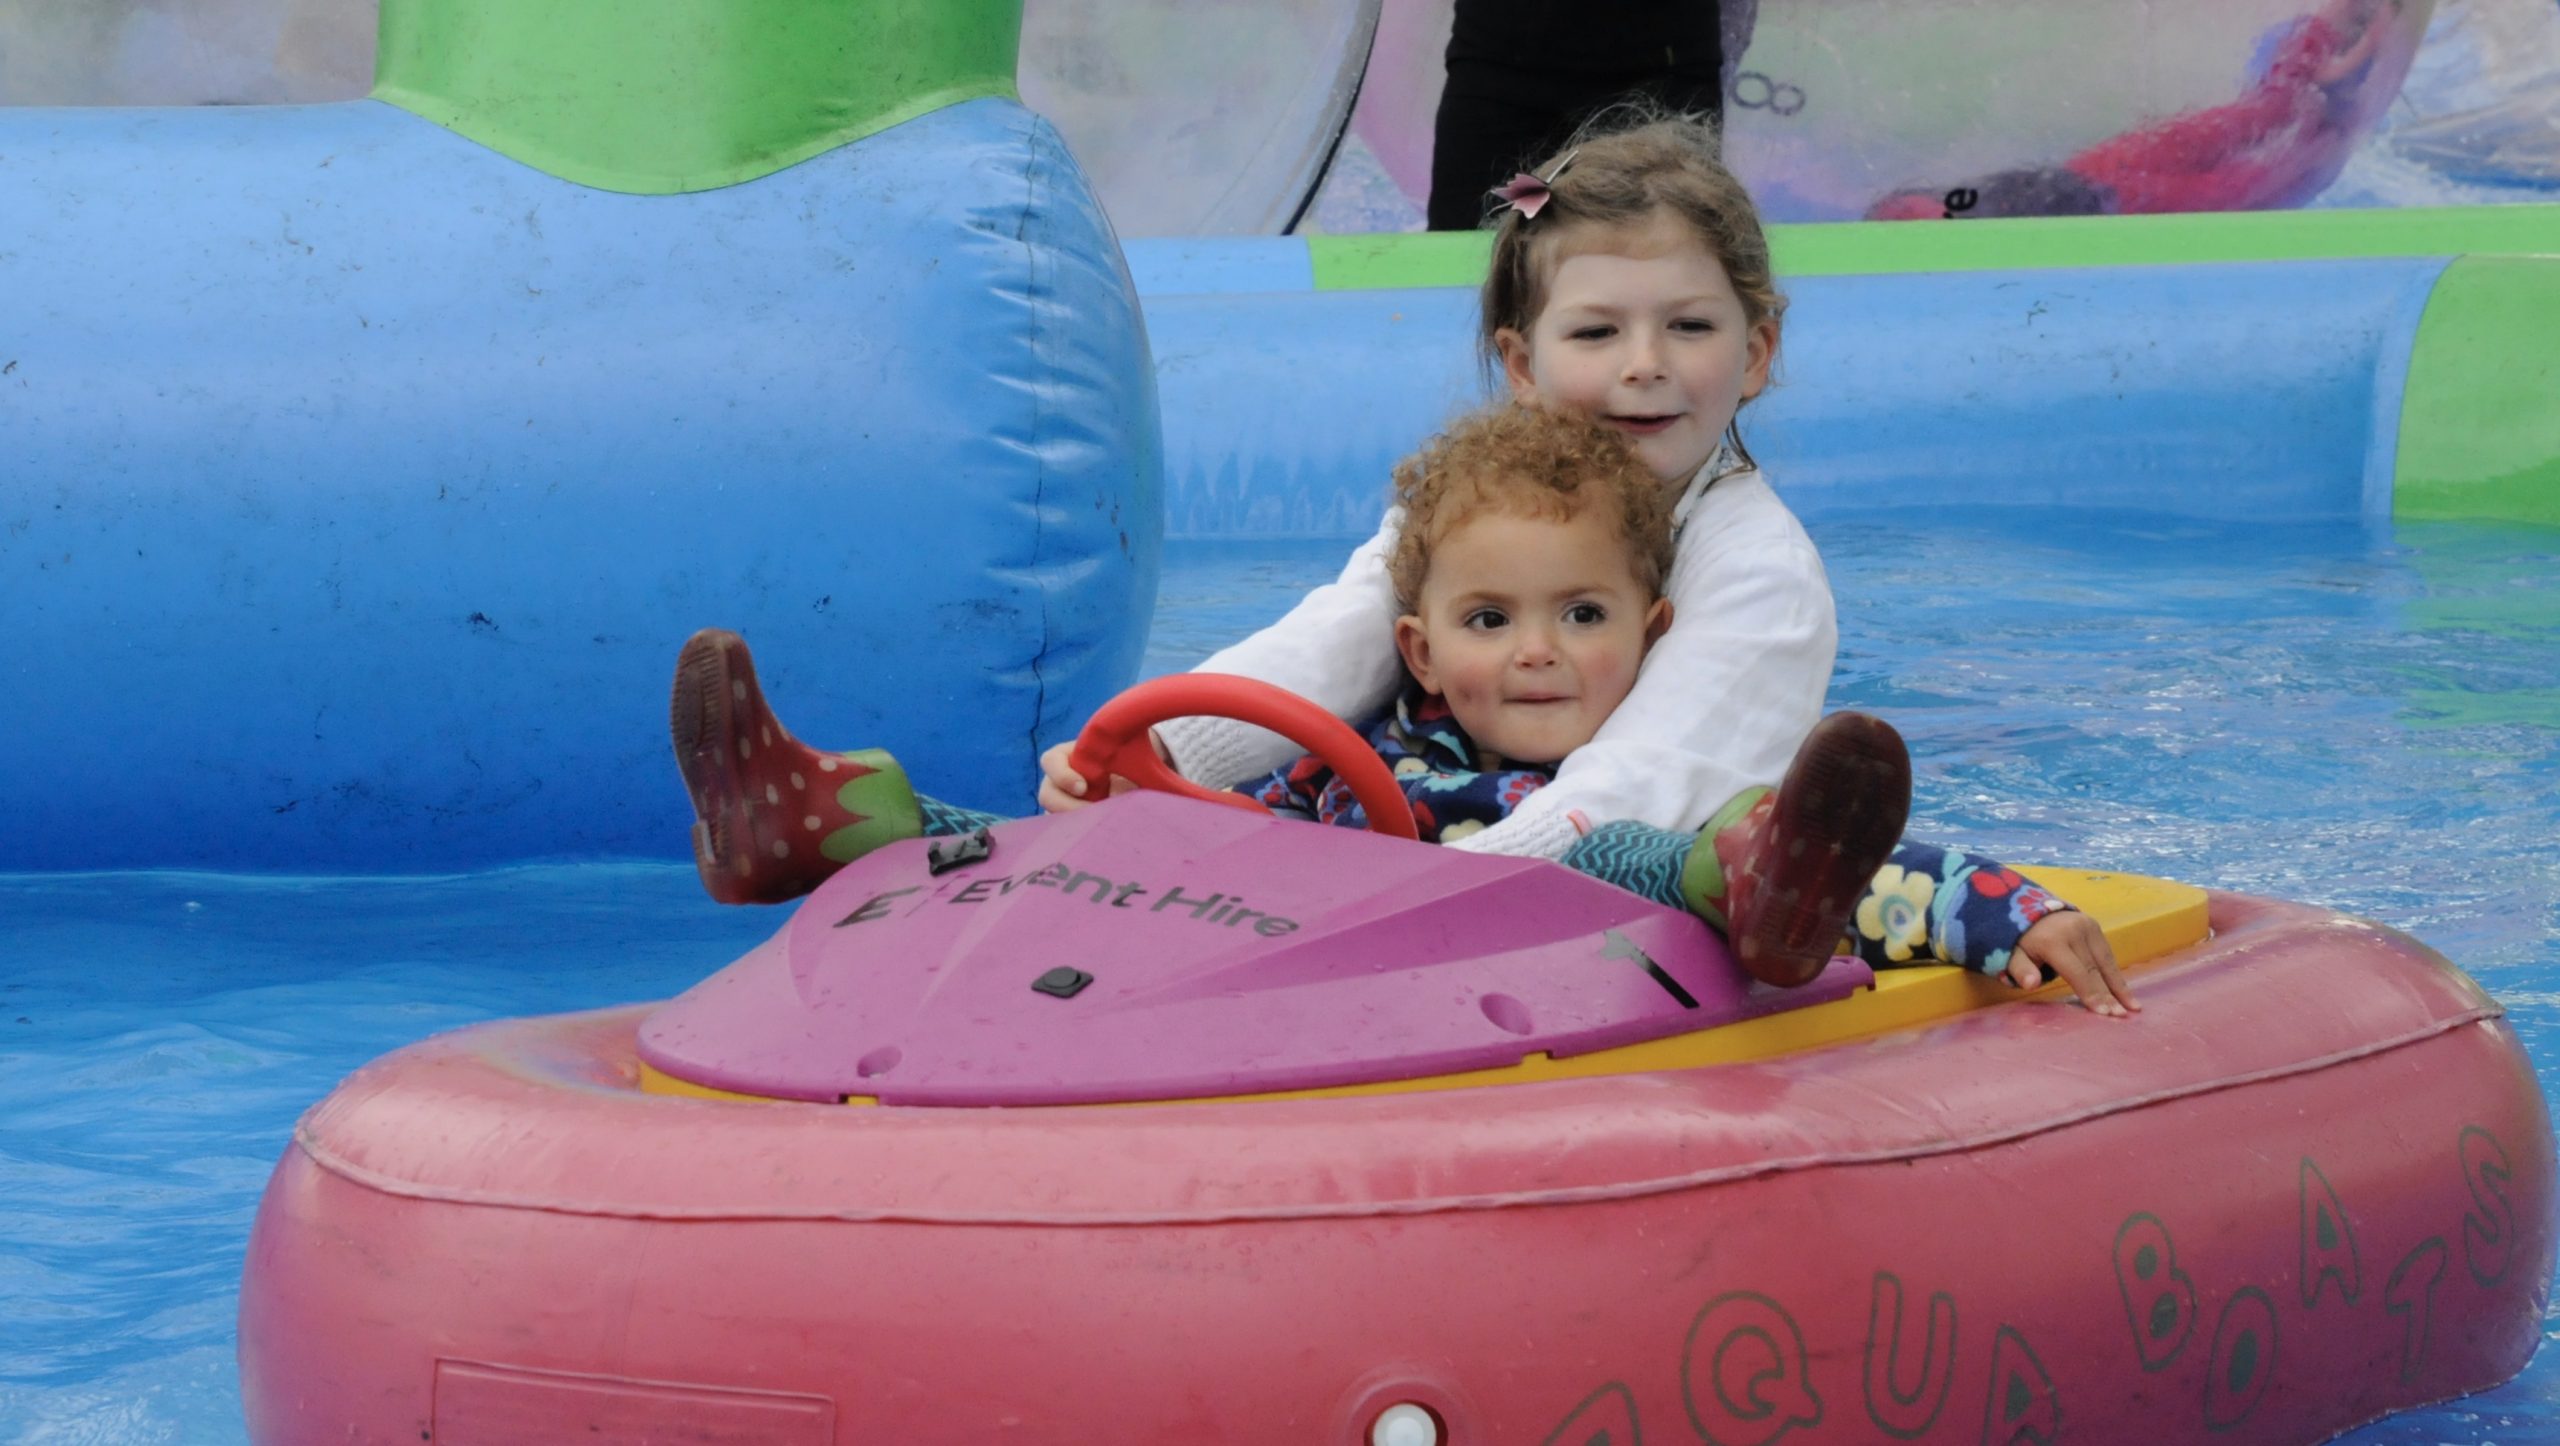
top-left (6, 509), bottom-right (2558, 1443)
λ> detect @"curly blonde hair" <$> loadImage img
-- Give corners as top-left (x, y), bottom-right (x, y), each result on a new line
top-left (1387, 404), bottom-right (1674, 614)
top-left (1477, 100), bottom-right (1786, 474)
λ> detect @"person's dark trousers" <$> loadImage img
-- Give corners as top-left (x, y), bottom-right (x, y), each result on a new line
top-left (1427, 0), bottom-right (1725, 231)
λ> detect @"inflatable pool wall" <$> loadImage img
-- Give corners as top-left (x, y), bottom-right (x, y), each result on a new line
top-left (1129, 208), bottom-right (2560, 538)
top-left (0, 0), bottom-right (1161, 871)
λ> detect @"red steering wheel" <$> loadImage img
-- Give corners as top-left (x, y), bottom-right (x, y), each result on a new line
top-left (1067, 675), bottom-right (1421, 841)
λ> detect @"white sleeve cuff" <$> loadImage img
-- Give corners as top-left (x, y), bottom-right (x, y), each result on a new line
top-left (1443, 802), bottom-right (1583, 861)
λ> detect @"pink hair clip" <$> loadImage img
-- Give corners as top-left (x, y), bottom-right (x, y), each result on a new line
top-left (1491, 148), bottom-right (1577, 222)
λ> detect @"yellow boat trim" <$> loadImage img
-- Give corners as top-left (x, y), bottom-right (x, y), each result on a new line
top-left (637, 1061), bottom-right (848, 1105)
top-left (638, 867), bottom-right (2207, 1108)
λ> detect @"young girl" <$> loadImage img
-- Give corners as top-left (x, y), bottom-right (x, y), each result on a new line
top-left (676, 403), bottom-right (2134, 1011)
top-left (1062, 104), bottom-right (2122, 1008)
top-left (1052, 108), bottom-right (1829, 867)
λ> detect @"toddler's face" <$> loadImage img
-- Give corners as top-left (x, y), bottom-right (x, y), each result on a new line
top-left (1499, 212), bottom-right (1776, 488)
top-left (1394, 507), bottom-right (1668, 766)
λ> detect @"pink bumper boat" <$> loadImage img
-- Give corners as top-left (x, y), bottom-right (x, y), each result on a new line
top-left (239, 678), bottom-right (2555, 1445)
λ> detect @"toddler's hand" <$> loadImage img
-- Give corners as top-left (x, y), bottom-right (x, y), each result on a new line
top-left (1037, 741), bottom-right (1105, 812)
top-left (2004, 912), bottom-right (2139, 1018)
top-left (1035, 738), bottom-right (1154, 813)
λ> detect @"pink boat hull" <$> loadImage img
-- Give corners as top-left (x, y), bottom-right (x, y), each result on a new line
top-left (239, 893), bottom-right (2554, 1444)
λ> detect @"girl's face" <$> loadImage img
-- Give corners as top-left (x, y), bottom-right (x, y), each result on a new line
top-left (1496, 213), bottom-right (1777, 487)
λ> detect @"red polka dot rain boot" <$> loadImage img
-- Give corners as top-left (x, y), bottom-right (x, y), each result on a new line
top-left (670, 629), bottom-right (923, 904)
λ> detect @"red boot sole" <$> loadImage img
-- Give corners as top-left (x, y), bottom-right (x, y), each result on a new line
top-left (1731, 713), bottom-right (1913, 988)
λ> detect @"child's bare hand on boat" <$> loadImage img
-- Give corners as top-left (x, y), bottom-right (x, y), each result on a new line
top-left (2007, 913), bottom-right (2139, 1018)
top-left (1035, 731), bottom-right (1175, 813)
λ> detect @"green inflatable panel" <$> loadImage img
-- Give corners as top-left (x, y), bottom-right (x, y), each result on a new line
top-left (373, 0), bottom-right (1022, 194)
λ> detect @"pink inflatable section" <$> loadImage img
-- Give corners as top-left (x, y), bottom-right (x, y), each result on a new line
top-left (1327, 0), bottom-right (2437, 226)
top-left (240, 889), bottom-right (2553, 1443)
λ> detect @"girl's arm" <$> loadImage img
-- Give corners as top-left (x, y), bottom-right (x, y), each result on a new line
top-left (1153, 513), bottom-right (1409, 788)
top-left (1446, 474), bottom-right (1838, 859)
top-left (1850, 842), bottom-right (2137, 1016)
top-left (1853, 843), bottom-right (2067, 973)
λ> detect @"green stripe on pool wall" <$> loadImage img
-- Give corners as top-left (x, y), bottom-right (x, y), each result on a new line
top-left (2395, 256), bottom-right (2560, 530)
top-left (1774, 206), bottom-right (2560, 278)
top-left (1307, 205), bottom-right (2560, 291)
top-left (373, 0), bottom-right (1020, 194)
top-left (1308, 233), bottom-right (1496, 292)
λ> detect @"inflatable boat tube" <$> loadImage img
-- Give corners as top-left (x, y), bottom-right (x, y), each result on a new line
top-left (239, 785), bottom-right (2556, 1445)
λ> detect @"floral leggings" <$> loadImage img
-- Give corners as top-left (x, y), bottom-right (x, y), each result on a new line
top-left (1562, 822), bottom-right (2073, 977)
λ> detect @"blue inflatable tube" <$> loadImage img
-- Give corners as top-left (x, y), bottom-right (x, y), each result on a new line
top-left (3, 97), bottom-right (1158, 871)
top-left (1127, 241), bottom-right (2446, 536)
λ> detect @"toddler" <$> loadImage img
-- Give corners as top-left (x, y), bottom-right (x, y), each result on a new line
top-left (1206, 404), bottom-right (2123, 1004)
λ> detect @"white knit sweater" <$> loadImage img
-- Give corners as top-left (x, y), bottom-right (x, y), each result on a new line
top-left (1154, 465), bottom-right (1839, 860)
